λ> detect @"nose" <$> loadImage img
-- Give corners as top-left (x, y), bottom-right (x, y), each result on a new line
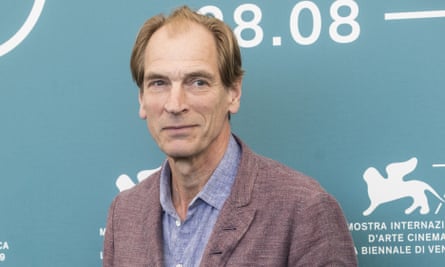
top-left (164, 84), bottom-right (188, 114)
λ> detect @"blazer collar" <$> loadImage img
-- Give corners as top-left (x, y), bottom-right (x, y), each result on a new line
top-left (229, 135), bottom-right (259, 207)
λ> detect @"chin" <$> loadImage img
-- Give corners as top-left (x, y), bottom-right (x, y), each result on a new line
top-left (165, 150), bottom-right (197, 160)
top-left (161, 144), bottom-right (197, 159)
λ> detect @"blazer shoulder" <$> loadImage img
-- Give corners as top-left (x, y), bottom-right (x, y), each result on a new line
top-left (236, 139), bottom-right (328, 202)
top-left (256, 152), bottom-right (322, 189)
top-left (112, 170), bottom-right (161, 211)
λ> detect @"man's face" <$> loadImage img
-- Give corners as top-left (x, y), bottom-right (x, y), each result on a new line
top-left (139, 22), bottom-right (241, 160)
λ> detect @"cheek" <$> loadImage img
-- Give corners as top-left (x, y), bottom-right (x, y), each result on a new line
top-left (194, 96), bottom-right (226, 115)
top-left (143, 99), bottom-right (163, 117)
top-left (204, 98), bottom-right (231, 123)
top-left (140, 101), bottom-right (161, 122)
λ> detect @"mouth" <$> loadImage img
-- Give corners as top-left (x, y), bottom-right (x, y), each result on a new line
top-left (162, 124), bottom-right (198, 135)
top-left (163, 124), bottom-right (196, 130)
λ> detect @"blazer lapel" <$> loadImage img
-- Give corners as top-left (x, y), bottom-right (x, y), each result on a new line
top-left (200, 138), bottom-right (259, 266)
top-left (140, 173), bottom-right (165, 266)
top-left (200, 204), bottom-right (256, 266)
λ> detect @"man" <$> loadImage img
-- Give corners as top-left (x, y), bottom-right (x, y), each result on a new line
top-left (103, 5), bottom-right (357, 267)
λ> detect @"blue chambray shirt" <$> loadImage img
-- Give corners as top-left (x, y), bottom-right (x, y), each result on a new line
top-left (160, 135), bottom-right (241, 267)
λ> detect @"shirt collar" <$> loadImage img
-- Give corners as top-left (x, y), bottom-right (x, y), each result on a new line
top-left (160, 135), bottom-right (241, 215)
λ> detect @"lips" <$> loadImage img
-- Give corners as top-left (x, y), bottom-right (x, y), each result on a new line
top-left (161, 124), bottom-right (198, 136)
top-left (163, 124), bottom-right (196, 130)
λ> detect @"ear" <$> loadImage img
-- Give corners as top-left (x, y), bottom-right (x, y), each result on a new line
top-left (228, 78), bottom-right (242, 114)
top-left (138, 90), bottom-right (147, 119)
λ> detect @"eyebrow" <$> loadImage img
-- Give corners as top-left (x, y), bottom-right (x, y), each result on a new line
top-left (144, 70), bottom-right (216, 82)
top-left (144, 72), bottom-right (168, 81)
top-left (184, 71), bottom-right (216, 82)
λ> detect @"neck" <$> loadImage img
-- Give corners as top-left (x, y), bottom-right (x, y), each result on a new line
top-left (168, 130), bottom-right (231, 220)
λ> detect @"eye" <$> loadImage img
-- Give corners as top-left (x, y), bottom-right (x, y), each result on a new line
top-left (193, 79), bottom-right (208, 87)
top-left (184, 72), bottom-right (214, 91)
top-left (146, 79), bottom-right (169, 90)
top-left (151, 80), bottom-right (166, 86)
top-left (187, 78), bottom-right (211, 90)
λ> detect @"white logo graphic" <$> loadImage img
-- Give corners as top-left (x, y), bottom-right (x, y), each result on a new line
top-left (363, 157), bottom-right (445, 216)
top-left (115, 167), bottom-right (161, 192)
top-left (0, 0), bottom-right (45, 56)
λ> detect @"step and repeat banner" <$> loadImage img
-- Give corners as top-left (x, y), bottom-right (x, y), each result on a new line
top-left (1, 1), bottom-right (444, 266)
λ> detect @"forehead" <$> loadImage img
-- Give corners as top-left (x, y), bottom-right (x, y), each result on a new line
top-left (144, 22), bottom-right (218, 73)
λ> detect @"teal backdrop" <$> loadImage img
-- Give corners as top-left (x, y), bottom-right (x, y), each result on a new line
top-left (1, 1), bottom-right (445, 266)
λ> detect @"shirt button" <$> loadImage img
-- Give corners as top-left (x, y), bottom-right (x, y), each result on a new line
top-left (175, 220), bottom-right (181, 227)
